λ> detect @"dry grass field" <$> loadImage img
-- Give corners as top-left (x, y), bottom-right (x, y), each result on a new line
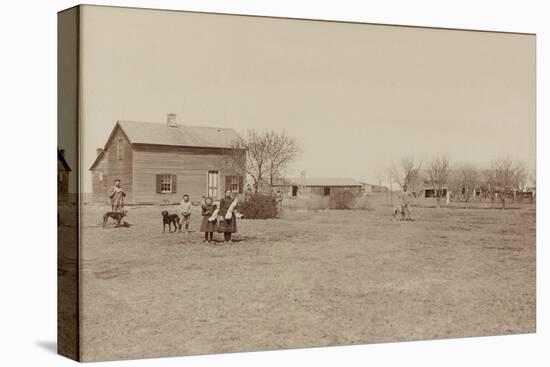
top-left (67, 199), bottom-right (535, 361)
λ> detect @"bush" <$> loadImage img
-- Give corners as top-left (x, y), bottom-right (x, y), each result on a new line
top-left (240, 193), bottom-right (278, 219)
top-left (352, 195), bottom-right (370, 210)
top-left (329, 190), bottom-right (357, 209)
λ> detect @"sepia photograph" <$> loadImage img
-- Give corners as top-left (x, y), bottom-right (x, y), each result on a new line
top-left (57, 4), bottom-right (535, 362)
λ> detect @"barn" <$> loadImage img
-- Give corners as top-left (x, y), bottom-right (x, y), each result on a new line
top-left (89, 116), bottom-right (244, 204)
top-left (58, 149), bottom-right (71, 195)
top-left (274, 177), bottom-right (363, 199)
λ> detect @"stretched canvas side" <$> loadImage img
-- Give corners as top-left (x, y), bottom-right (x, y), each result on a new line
top-left (57, 5), bottom-right (81, 362)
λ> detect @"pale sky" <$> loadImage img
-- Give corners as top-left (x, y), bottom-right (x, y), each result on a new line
top-left (78, 5), bottom-right (535, 192)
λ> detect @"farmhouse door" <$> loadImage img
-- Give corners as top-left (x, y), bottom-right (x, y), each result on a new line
top-left (207, 171), bottom-right (219, 198)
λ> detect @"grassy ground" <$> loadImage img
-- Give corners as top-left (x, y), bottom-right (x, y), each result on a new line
top-left (70, 201), bottom-right (535, 361)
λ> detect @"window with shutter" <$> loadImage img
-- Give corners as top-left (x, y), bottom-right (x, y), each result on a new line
top-left (157, 174), bottom-right (173, 193)
top-left (224, 176), bottom-right (242, 194)
top-left (232, 176), bottom-right (240, 193)
top-left (171, 175), bottom-right (177, 193)
top-left (156, 175), bottom-right (162, 193)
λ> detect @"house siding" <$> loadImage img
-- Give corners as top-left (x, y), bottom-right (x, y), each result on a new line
top-left (58, 171), bottom-right (70, 194)
top-left (58, 158), bottom-right (70, 194)
top-left (90, 127), bottom-right (133, 203)
top-left (132, 145), bottom-right (240, 204)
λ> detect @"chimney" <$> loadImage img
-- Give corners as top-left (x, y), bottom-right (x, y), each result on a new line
top-left (167, 113), bottom-right (178, 127)
top-left (96, 148), bottom-right (104, 156)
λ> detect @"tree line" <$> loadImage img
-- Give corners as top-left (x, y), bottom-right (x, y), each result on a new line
top-left (386, 155), bottom-right (534, 206)
top-left (220, 129), bottom-right (534, 209)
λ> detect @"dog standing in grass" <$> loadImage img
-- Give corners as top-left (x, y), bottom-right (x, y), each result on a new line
top-left (103, 210), bottom-right (128, 228)
top-left (392, 206), bottom-right (405, 220)
top-left (161, 211), bottom-right (180, 233)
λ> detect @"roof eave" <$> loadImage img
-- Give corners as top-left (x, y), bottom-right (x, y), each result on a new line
top-left (132, 142), bottom-right (246, 150)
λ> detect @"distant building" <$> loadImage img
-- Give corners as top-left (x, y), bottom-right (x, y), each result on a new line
top-left (89, 115), bottom-right (244, 204)
top-left (274, 177), bottom-right (362, 198)
top-left (416, 170), bottom-right (449, 198)
top-left (421, 183), bottom-right (449, 198)
top-left (58, 149), bottom-right (71, 194)
top-left (360, 182), bottom-right (389, 194)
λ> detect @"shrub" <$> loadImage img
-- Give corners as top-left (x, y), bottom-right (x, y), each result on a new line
top-left (329, 190), bottom-right (357, 209)
top-left (240, 193), bottom-right (278, 219)
top-left (352, 195), bottom-right (370, 210)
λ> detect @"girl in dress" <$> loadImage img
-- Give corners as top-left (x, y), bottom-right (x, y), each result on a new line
top-left (217, 190), bottom-right (239, 242)
top-left (200, 196), bottom-right (218, 243)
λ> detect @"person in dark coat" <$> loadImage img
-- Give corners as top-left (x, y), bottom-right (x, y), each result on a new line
top-left (217, 190), bottom-right (239, 242)
top-left (200, 196), bottom-right (218, 243)
top-left (108, 179), bottom-right (126, 212)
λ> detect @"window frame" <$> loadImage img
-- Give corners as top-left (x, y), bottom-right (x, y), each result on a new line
top-left (228, 175), bottom-right (241, 194)
top-left (160, 174), bottom-right (172, 194)
top-left (207, 170), bottom-right (219, 198)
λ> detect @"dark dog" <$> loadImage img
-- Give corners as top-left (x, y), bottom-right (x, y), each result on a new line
top-left (103, 210), bottom-right (127, 228)
top-left (392, 206), bottom-right (404, 220)
top-left (161, 210), bottom-right (180, 233)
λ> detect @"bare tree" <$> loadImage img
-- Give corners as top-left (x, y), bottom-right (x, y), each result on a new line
top-left (223, 129), bottom-right (301, 194)
top-left (450, 163), bottom-right (479, 208)
top-left (391, 157), bottom-right (422, 193)
top-left (484, 158), bottom-right (527, 206)
top-left (490, 158), bottom-right (521, 192)
top-left (428, 155), bottom-right (451, 207)
top-left (264, 131), bottom-right (302, 187)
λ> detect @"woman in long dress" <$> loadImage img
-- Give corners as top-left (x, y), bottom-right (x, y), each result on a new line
top-left (217, 190), bottom-right (238, 242)
top-left (200, 196), bottom-right (218, 243)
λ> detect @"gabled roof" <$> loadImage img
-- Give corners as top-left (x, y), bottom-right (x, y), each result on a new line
top-left (276, 177), bottom-right (362, 187)
top-left (90, 120), bottom-right (241, 170)
top-left (117, 120), bottom-right (240, 148)
top-left (58, 150), bottom-right (71, 171)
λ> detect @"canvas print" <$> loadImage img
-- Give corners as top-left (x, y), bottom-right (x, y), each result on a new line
top-left (58, 5), bottom-right (536, 362)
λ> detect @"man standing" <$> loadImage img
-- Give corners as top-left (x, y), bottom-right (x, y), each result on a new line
top-left (109, 179), bottom-right (126, 212)
top-left (398, 184), bottom-right (414, 221)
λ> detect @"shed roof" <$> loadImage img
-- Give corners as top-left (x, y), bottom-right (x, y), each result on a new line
top-left (276, 177), bottom-right (362, 187)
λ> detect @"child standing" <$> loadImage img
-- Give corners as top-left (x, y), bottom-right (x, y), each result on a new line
top-left (179, 194), bottom-right (192, 233)
top-left (200, 196), bottom-right (218, 243)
